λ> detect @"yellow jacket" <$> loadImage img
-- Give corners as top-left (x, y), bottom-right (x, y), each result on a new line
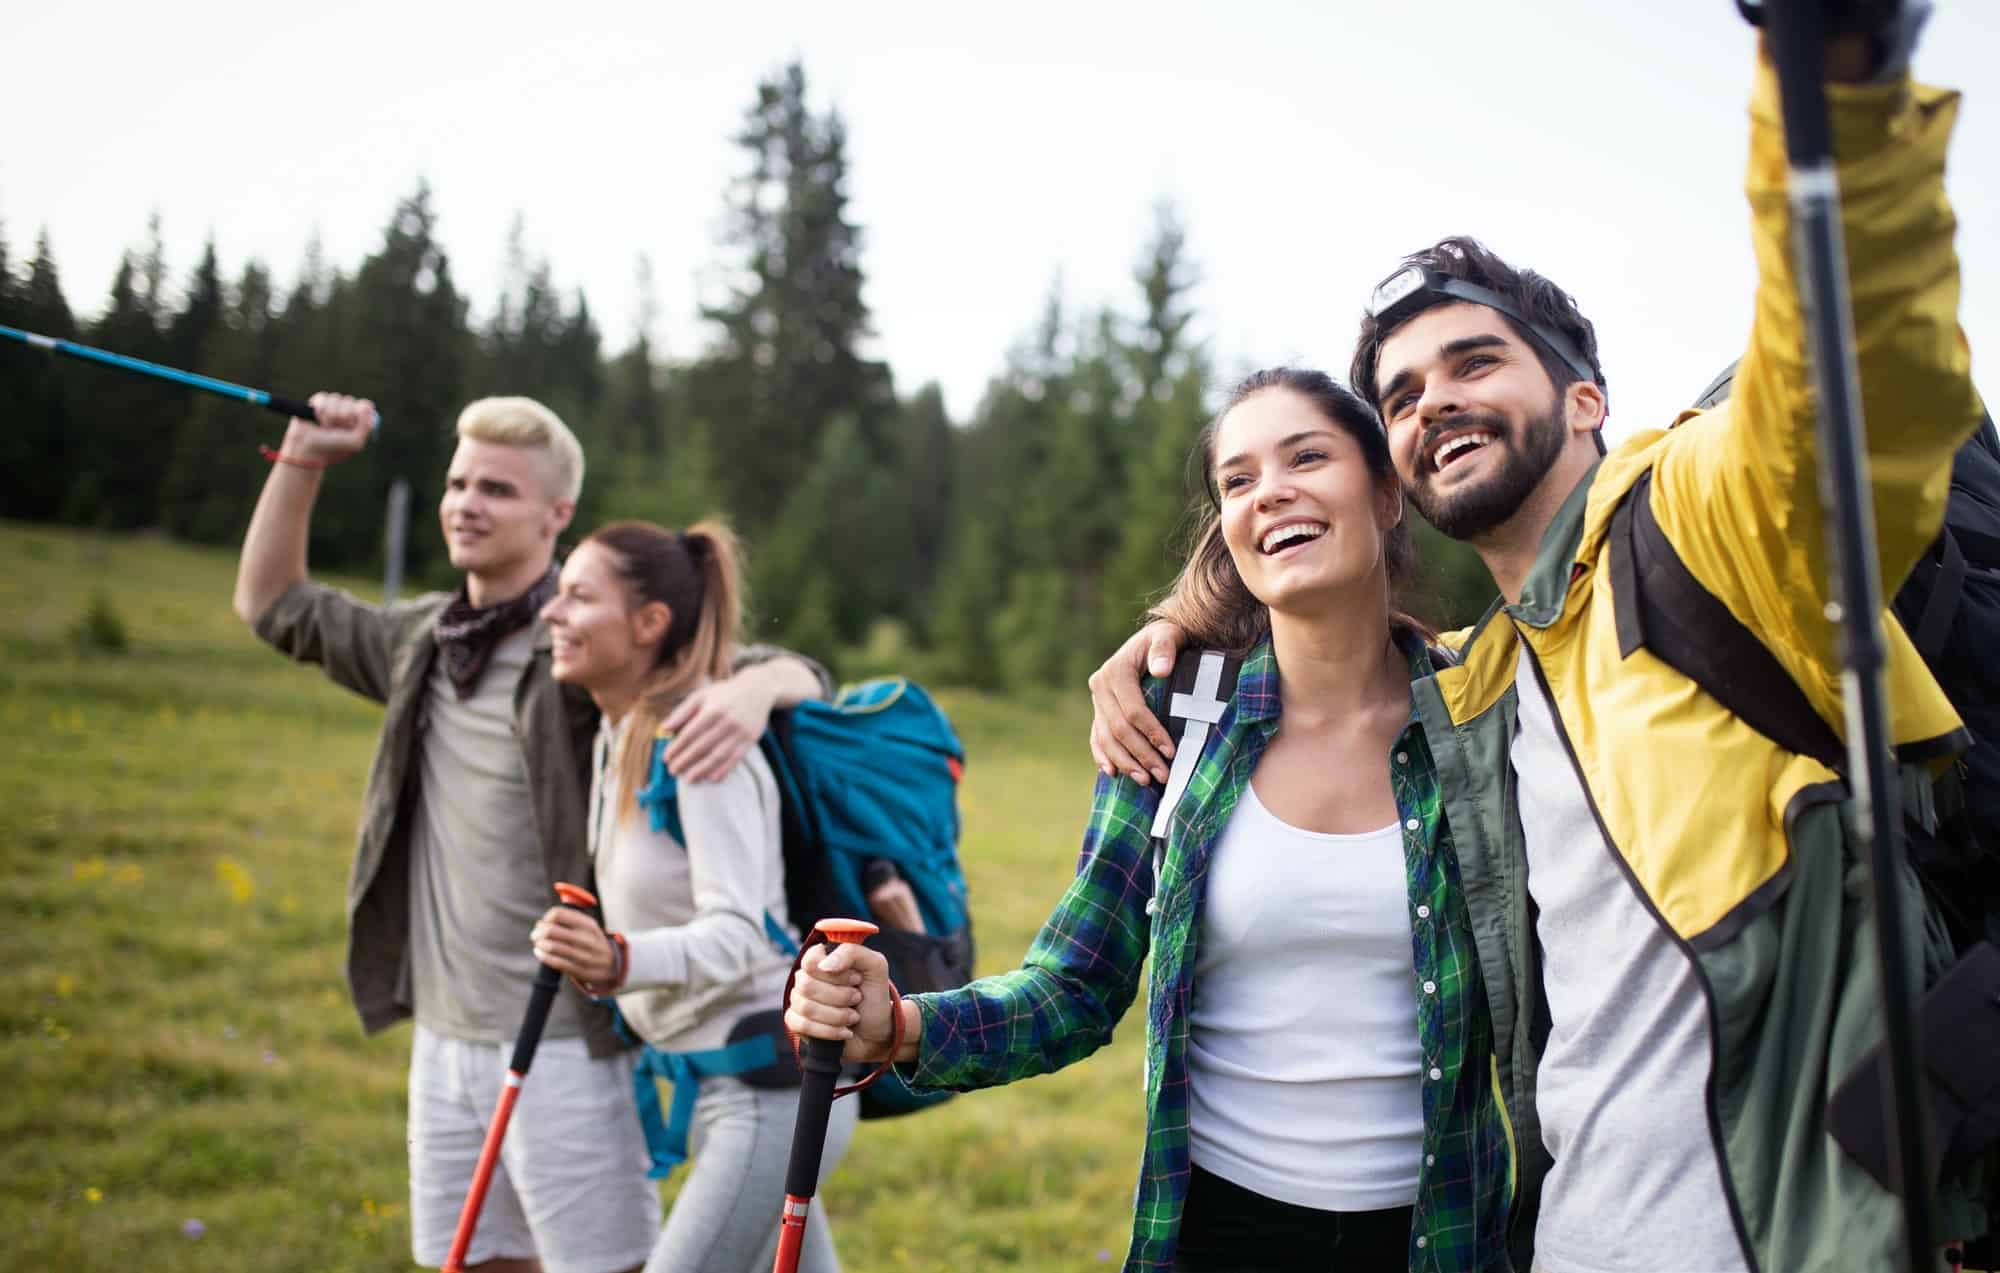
top-left (1413, 60), bottom-right (1982, 1270)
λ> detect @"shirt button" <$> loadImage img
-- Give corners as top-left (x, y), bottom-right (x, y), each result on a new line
top-left (1426, 1153), bottom-right (1436, 1166)
top-left (1396, 750), bottom-right (1409, 765)
top-left (1416, 904), bottom-right (1431, 919)
top-left (1429, 1066), bottom-right (1443, 1081)
top-left (1423, 980), bottom-right (1437, 995)
top-left (1417, 1236), bottom-right (1429, 1249)
top-left (1404, 818), bottom-right (1420, 832)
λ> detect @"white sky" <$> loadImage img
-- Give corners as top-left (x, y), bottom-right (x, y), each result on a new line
top-left (4, 0), bottom-right (1996, 436)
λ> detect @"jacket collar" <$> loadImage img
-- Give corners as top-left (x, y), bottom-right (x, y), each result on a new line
top-left (1505, 460), bottom-right (1601, 629)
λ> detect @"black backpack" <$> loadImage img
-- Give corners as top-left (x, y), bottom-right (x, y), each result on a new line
top-left (1611, 364), bottom-right (2000, 1209)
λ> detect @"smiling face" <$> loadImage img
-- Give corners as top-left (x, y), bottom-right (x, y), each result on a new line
top-left (1211, 386), bottom-right (1400, 617)
top-left (539, 540), bottom-right (669, 693)
top-left (438, 438), bottom-right (572, 588)
top-left (1374, 302), bottom-right (1576, 542)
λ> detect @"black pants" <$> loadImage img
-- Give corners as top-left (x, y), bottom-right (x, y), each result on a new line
top-left (1172, 1163), bottom-right (1413, 1272)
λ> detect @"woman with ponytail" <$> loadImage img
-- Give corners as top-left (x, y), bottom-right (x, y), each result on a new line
top-left (787, 369), bottom-right (1514, 1271)
top-left (529, 519), bottom-right (856, 1273)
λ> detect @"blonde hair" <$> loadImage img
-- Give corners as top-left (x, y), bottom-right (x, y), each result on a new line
top-left (585, 519), bottom-right (747, 819)
top-left (456, 396), bottom-right (585, 504)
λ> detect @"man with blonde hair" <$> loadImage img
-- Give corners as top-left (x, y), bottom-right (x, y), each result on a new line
top-left (234, 392), bottom-right (828, 1273)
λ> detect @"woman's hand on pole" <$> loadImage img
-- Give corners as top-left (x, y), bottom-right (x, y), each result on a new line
top-left (279, 392), bottom-right (375, 465)
top-left (1087, 619), bottom-right (1186, 786)
top-left (787, 942), bottom-right (902, 1063)
top-left (531, 905), bottom-right (617, 986)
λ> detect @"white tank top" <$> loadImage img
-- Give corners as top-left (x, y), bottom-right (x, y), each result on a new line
top-left (1186, 782), bottom-right (1423, 1211)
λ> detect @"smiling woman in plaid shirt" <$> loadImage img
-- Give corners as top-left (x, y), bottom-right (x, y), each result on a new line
top-left (788, 367), bottom-right (1515, 1271)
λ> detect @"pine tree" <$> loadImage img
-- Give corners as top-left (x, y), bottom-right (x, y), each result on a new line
top-left (325, 183), bottom-right (470, 578)
top-left (694, 60), bottom-right (891, 533)
top-left (603, 269), bottom-right (667, 460)
top-left (889, 383), bottom-right (956, 628)
top-left (2, 232), bottom-right (80, 519)
top-left (1129, 200), bottom-right (1199, 405)
top-left (161, 260), bottom-right (282, 543)
top-left (1098, 206), bottom-right (1210, 650)
top-left (0, 221), bottom-right (13, 315)
top-left (1097, 361), bottom-right (1211, 651)
top-left (753, 414), bottom-right (915, 645)
top-left (607, 256), bottom-right (668, 457)
top-left (69, 218), bottom-right (181, 528)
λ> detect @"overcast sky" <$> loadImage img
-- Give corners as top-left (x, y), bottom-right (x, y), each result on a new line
top-left (5, 1), bottom-right (1996, 437)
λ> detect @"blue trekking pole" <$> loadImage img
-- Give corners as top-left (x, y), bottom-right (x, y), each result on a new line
top-left (1752, 0), bottom-right (1936, 1265)
top-left (0, 323), bottom-right (380, 431)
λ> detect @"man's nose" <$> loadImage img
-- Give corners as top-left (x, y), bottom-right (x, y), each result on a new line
top-left (1418, 377), bottom-right (1466, 425)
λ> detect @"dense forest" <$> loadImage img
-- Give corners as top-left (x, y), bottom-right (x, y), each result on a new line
top-left (0, 61), bottom-right (1493, 686)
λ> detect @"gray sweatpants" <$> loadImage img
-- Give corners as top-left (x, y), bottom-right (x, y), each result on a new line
top-left (647, 1074), bottom-right (860, 1273)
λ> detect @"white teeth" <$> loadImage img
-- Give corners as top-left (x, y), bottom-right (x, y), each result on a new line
top-left (1433, 432), bottom-right (1494, 471)
top-left (1261, 523), bottom-right (1327, 554)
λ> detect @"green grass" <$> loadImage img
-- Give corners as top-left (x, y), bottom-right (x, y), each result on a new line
top-left (0, 520), bottom-right (1143, 1271)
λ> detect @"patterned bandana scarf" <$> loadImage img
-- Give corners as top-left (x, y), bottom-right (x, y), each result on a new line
top-left (433, 565), bottom-right (559, 700)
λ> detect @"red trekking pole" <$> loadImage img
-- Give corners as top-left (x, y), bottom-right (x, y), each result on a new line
top-left (773, 918), bottom-right (902, 1273)
top-left (442, 881), bottom-right (599, 1273)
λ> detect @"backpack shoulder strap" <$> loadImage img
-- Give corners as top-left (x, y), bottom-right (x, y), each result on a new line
top-left (1606, 468), bottom-right (1846, 771)
top-left (1144, 649), bottom-right (1241, 916)
top-left (1148, 649), bottom-right (1242, 840)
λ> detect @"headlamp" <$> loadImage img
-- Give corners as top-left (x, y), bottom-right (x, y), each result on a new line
top-left (1366, 266), bottom-right (1598, 388)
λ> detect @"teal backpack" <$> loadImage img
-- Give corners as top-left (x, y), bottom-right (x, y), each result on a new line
top-left (628, 676), bottom-right (974, 1157)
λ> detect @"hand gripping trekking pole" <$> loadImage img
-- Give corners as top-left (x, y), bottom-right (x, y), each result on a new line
top-left (773, 919), bottom-right (905, 1273)
top-left (0, 323), bottom-right (381, 432)
top-left (1759, 2), bottom-right (1936, 1266)
top-left (441, 882), bottom-right (599, 1273)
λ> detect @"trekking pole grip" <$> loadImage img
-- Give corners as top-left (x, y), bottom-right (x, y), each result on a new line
top-left (774, 919), bottom-right (880, 1273)
top-left (510, 882), bottom-right (598, 1076)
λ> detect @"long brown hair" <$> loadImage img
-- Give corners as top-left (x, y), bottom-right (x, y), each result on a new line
top-left (584, 518), bottom-right (746, 817)
top-left (1149, 367), bottom-right (1432, 651)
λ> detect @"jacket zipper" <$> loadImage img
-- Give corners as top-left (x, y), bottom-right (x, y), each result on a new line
top-left (1518, 641), bottom-right (1760, 1273)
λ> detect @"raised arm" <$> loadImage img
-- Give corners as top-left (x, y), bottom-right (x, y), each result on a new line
top-left (234, 393), bottom-right (413, 705)
top-left (1647, 33), bottom-right (1978, 691)
top-left (231, 393), bottom-right (374, 626)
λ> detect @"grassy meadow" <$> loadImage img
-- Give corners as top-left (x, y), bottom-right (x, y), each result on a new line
top-left (0, 520), bottom-right (1145, 1271)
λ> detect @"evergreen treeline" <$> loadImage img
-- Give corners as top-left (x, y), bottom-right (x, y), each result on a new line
top-left (0, 61), bottom-right (1494, 685)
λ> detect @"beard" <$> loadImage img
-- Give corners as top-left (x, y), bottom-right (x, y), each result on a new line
top-left (1405, 396), bottom-right (1567, 541)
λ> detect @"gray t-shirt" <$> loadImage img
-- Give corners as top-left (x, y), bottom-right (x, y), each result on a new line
top-left (1512, 647), bottom-right (1747, 1273)
top-left (407, 628), bottom-right (586, 1043)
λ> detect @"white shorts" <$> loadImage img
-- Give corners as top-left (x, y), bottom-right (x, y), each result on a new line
top-left (408, 1024), bottom-right (661, 1272)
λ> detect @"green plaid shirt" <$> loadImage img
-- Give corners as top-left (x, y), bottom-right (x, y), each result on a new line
top-left (906, 634), bottom-right (1515, 1270)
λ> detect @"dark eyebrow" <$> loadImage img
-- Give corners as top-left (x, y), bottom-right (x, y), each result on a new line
top-left (1443, 333), bottom-right (1509, 359)
top-left (1214, 428), bottom-right (1339, 474)
top-left (1378, 333), bottom-right (1512, 409)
